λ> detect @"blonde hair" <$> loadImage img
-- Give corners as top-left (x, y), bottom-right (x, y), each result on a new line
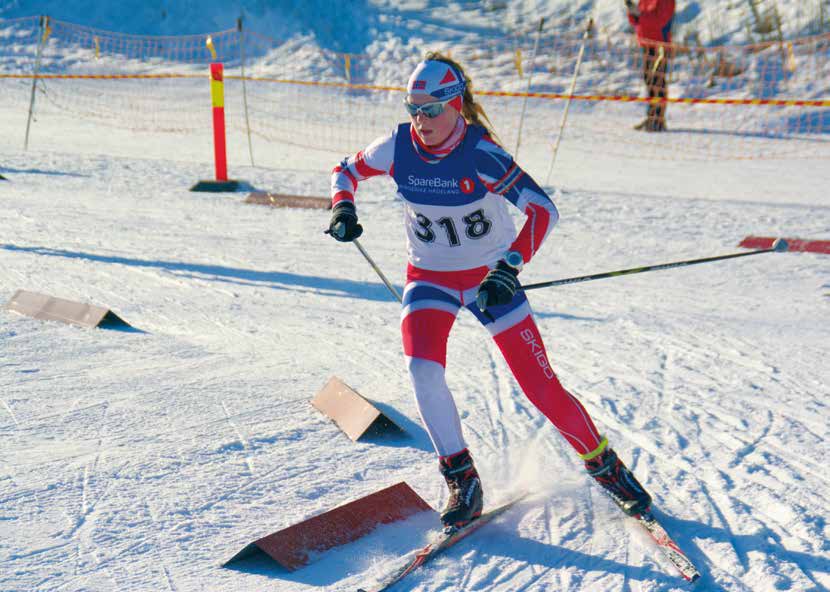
top-left (423, 51), bottom-right (502, 145)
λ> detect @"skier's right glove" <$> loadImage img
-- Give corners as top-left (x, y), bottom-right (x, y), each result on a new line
top-left (326, 201), bottom-right (363, 242)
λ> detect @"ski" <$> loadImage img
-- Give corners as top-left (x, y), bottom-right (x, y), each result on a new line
top-left (356, 494), bottom-right (527, 592)
top-left (632, 508), bottom-right (701, 583)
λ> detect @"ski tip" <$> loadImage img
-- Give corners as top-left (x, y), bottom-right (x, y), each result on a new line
top-left (772, 238), bottom-right (789, 252)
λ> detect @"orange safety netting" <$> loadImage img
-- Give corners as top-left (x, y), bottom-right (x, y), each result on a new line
top-left (0, 15), bottom-right (827, 167)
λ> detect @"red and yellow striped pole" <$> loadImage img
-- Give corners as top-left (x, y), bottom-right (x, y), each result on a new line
top-left (210, 62), bottom-right (229, 182)
top-left (190, 61), bottom-right (244, 192)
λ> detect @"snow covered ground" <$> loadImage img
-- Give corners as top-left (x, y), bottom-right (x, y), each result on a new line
top-left (2, 2), bottom-right (830, 592)
top-left (2, 124), bottom-right (828, 592)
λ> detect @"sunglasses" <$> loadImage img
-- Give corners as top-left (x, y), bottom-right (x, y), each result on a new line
top-left (403, 98), bottom-right (453, 118)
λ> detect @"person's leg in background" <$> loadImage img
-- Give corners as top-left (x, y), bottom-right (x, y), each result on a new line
top-left (635, 45), bottom-right (658, 130)
top-left (652, 47), bottom-right (669, 131)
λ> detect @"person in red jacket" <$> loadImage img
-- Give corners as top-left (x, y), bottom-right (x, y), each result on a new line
top-left (626, 0), bottom-right (675, 131)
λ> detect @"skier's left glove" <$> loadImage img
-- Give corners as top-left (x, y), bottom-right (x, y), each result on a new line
top-left (476, 260), bottom-right (521, 313)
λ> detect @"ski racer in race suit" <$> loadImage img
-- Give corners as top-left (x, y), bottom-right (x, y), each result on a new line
top-left (327, 53), bottom-right (652, 527)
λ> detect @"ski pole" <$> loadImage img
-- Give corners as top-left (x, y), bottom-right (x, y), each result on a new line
top-left (353, 238), bottom-right (402, 303)
top-left (522, 239), bottom-right (788, 292)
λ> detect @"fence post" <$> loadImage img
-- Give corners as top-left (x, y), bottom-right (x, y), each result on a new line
top-left (238, 16), bottom-right (255, 167)
top-left (514, 17), bottom-right (544, 160)
top-left (211, 63), bottom-right (229, 181)
top-left (24, 15), bottom-right (50, 151)
top-left (190, 62), bottom-right (246, 192)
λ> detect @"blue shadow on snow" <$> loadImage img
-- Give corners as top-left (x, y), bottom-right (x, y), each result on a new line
top-left (229, 501), bottom-right (830, 588)
top-left (664, 125), bottom-right (830, 142)
top-left (654, 506), bottom-right (829, 590)
top-left (0, 166), bottom-right (90, 178)
top-left (1, 245), bottom-right (402, 304)
top-left (358, 398), bottom-right (433, 453)
top-left (222, 501), bottom-right (672, 587)
top-left (99, 320), bottom-right (148, 334)
top-left (533, 309), bottom-right (605, 322)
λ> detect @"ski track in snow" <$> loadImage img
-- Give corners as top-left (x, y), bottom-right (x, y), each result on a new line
top-left (1, 5), bottom-right (829, 591)
top-left (1, 146), bottom-right (828, 591)
top-left (0, 149), bottom-right (828, 591)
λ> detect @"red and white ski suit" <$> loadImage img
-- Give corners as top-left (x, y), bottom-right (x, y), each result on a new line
top-left (331, 118), bottom-right (603, 458)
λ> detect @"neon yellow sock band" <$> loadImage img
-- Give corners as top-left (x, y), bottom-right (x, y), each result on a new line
top-left (580, 436), bottom-right (608, 461)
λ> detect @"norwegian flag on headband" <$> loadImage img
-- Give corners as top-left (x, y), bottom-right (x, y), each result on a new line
top-left (406, 60), bottom-right (466, 100)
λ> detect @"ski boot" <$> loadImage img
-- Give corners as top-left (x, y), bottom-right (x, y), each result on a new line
top-left (635, 104), bottom-right (657, 131)
top-left (439, 448), bottom-right (483, 529)
top-left (584, 442), bottom-right (652, 516)
top-left (646, 117), bottom-right (667, 132)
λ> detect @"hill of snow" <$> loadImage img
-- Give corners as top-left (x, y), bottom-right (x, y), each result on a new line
top-left (2, 0), bottom-right (829, 48)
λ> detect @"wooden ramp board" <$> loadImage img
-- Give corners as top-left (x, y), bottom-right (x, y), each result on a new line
top-left (245, 192), bottom-right (330, 209)
top-left (312, 376), bottom-right (405, 441)
top-left (222, 482), bottom-right (433, 570)
top-left (5, 290), bottom-right (130, 328)
top-left (739, 236), bottom-right (830, 255)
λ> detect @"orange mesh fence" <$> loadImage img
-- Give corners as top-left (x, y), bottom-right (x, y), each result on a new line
top-left (42, 18), bottom-right (242, 69)
top-left (234, 28), bottom-right (830, 163)
top-left (0, 16), bottom-right (827, 168)
top-left (546, 31), bottom-right (830, 161)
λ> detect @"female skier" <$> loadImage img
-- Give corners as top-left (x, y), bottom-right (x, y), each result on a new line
top-left (326, 53), bottom-right (651, 528)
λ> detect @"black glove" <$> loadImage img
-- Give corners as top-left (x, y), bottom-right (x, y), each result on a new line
top-left (326, 201), bottom-right (363, 242)
top-left (476, 260), bottom-right (520, 313)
